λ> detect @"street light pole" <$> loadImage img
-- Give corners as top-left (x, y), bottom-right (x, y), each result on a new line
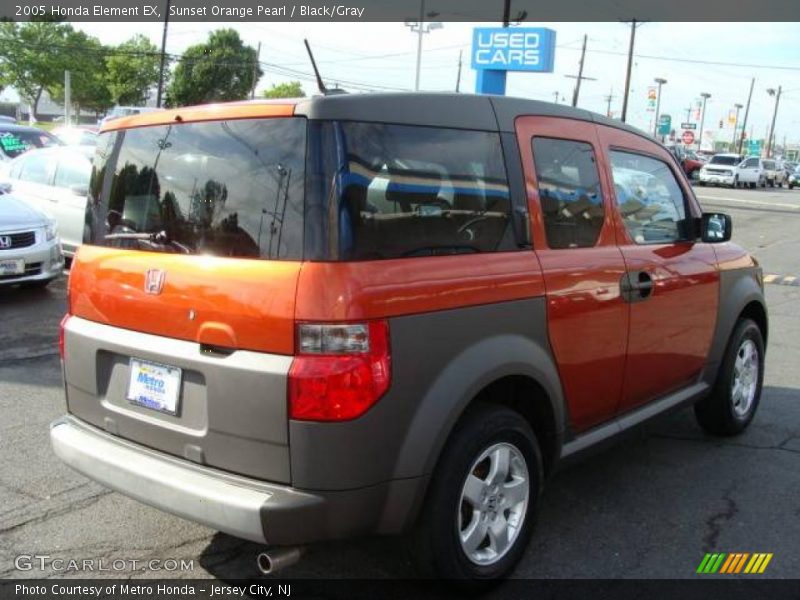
top-left (406, 0), bottom-right (442, 92)
top-left (697, 92), bottom-right (711, 152)
top-left (731, 103), bottom-right (743, 151)
top-left (766, 86), bottom-right (782, 158)
top-left (653, 77), bottom-right (667, 139)
top-left (414, 0), bottom-right (424, 91)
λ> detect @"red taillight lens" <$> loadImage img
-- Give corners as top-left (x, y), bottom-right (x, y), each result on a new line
top-left (288, 321), bottom-right (391, 421)
top-left (59, 314), bottom-right (71, 360)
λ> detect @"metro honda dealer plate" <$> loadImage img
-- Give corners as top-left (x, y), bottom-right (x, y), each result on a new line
top-left (126, 358), bottom-right (182, 415)
top-left (0, 259), bottom-right (24, 275)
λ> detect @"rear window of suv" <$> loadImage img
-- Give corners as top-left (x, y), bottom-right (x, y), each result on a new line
top-left (87, 117), bottom-right (516, 262)
top-left (87, 118), bottom-right (306, 260)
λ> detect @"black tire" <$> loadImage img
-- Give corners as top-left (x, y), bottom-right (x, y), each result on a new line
top-left (750, 182), bottom-right (756, 189)
top-left (698, 181), bottom-right (706, 187)
top-left (695, 319), bottom-right (764, 436)
top-left (732, 176), bottom-right (739, 188)
top-left (768, 179), bottom-right (774, 188)
top-left (410, 404), bottom-right (543, 586)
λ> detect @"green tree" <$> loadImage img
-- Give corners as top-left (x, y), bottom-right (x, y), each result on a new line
top-left (0, 21), bottom-right (73, 118)
top-left (166, 29), bottom-right (262, 107)
top-left (262, 81), bottom-right (305, 99)
top-left (106, 35), bottom-right (160, 106)
top-left (49, 30), bottom-right (113, 117)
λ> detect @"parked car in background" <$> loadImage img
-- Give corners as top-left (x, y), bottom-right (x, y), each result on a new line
top-left (788, 165), bottom-right (800, 189)
top-left (697, 153), bottom-right (744, 187)
top-left (0, 124), bottom-right (62, 161)
top-left (52, 126), bottom-right (99, 147)
top-left (0, 191), bottom-right (63, 287)
top-left (735, 157), bottom-right (767, 189)
top-left (761, 159), bottom-right (786, 187)
top-left (670, 145), bottom-right (704, 179)
top-left (52, 94), bottom-right (767, 583)
top-left (0, 146), bottom-right (92, 258)
top-left (0, 115), bottom-right (16, 123)
top-left (98, 106), bottom-right (161, 128)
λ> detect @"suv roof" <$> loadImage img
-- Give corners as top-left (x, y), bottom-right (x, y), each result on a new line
top-left (102, 92), bottom-right (651, 140)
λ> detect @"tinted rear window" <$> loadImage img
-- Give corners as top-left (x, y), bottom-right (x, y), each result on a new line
top-left (307, 121), bottom-right (514, 260)
top-left (86, 118), bottom-right (306, 260)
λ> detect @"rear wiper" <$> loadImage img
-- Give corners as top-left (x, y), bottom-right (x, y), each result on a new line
top-left (104, 230), bottom-right (170, 242)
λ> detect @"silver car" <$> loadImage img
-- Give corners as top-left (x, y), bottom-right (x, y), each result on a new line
top-left (0, 192), bottom-right (63, 287)
top-left (0, 146), bottom-right (92, 258)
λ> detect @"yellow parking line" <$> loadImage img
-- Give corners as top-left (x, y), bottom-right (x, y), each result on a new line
top-left (783, 276), bottom-right (797, 284)
top-left (758, 553), bottom-right (773, 573)
top-left (763, 274), bottom-right (778, 283)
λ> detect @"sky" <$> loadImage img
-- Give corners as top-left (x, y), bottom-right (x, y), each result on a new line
top-left (4, 21), bottom-right (800, 145)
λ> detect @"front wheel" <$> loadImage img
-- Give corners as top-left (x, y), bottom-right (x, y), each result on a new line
top-left (411, 405), bottom-right (542, 584)
top-left (695, 319), bottom-right (764, 436)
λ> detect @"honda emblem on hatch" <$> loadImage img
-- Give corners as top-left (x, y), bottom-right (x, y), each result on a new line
top-left (0, 235), bottom-right (11, 249)
top-left (144, 269), bottom-right (166, 295)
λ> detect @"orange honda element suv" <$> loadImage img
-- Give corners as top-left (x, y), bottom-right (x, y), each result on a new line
top-left (51, 94), bottom-right (767, 581)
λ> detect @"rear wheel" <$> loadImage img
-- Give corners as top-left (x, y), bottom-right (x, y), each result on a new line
top-left (411, 405), bottom-right (542, 585)
top-left (695, 319), bottom-right (764, 436)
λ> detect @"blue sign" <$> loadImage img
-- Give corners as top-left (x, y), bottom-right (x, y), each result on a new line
top-left (471, 28), bottom-right (556, 73)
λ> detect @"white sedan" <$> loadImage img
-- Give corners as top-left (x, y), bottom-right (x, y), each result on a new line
top-left (0, 192), bottom-right (63, 288)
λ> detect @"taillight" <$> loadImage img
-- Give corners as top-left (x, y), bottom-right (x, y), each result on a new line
top-left (59, 314), bottom-right (71, 361)
top-left (288, 321), bottom-right (391, 421)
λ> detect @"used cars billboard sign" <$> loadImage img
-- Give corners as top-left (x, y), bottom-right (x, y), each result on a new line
top-left (471, 27), bottom-right (556, 72)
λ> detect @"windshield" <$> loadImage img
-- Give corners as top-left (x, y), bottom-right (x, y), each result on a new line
top-left (709, 156), bottom-right (739, 166)
top-left (87, 118), bottom-right (306, 260)
top-left (0, 129), bottom-right (61, 159)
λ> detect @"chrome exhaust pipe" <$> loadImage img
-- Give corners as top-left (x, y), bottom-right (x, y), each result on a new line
top-left (257, 547), bottom-right (303, 575)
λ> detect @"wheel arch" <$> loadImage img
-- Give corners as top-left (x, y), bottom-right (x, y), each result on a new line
top-left (389, 334), bottom-right (566, 530)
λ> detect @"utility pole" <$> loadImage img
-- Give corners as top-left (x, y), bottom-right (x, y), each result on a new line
top-left (604, 87), bottom-right (615, 117)
top-left (684, 106), bottom-right (692, 122)
top-left (565, 35), bottom-right (596, 108)
top-left (737, 78), bottom-right (755, 155)
top-left (553, 91), bottom-right (560, 104)
top-left (250, 42), bottom-right (261, 99)
top-left (652, 77), bottom-right (667, 139)
top-left (64, 70), bottom-right (71, 126)
top-left (621, 19), bottom-right (643, 123)
top-left (731, 103), bottom-right (743, 151)
top-left (455, 49), bottom-right (463, 92)
top-left (697, 92), bottom-right (711, 152)
top-left (156, 0), bottom-right (172, 108)
top-left (766, 86), bottom-right (782, 158)
top-left (502, 0), bottom-right (511, 26)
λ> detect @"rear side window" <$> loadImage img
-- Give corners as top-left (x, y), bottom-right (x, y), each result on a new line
top-left (54, 156), bottom-right (91, 189)
top-left (87, 118), bottom-right (306, 260)
top-left (762, 160), bottom-right (775, 170)
top-left (18, 153), bottom-right (52, 184)
top-left (531, 137), bottom-right (604, 249)
top-left (610, 150), bottom-right (688, 244)
top-left (310, 122), bottom-right (514, 260)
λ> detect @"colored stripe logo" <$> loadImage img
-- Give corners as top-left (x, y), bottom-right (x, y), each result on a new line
top-left (697, 553), bottom-right (773, 574)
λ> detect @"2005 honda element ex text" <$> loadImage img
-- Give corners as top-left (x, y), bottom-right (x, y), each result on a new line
top-left (51, 93), bottom-right (767, 582)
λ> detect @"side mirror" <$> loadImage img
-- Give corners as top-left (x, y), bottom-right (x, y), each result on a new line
top-left (701, 212), bottom-right (732, 243)
top-left (69, 183), bottom-right (89, 196)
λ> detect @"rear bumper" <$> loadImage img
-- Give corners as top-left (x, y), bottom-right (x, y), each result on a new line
top-left (50, 416), bottom-right (423, 544)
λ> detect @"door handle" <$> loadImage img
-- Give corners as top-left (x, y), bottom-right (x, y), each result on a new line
top-left (621, 271), bottom-right (654, 303)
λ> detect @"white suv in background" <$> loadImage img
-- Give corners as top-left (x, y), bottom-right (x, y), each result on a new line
top-left (736, 157), bottom-right (766, 189)
top-left (697, 153), bottom-right (743, 187)
top-left (761, 159), bottom-right (786, 187)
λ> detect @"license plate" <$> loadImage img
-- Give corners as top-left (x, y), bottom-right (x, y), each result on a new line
top-left (0, 259), bottom-right (24, 275)
top-left (126, 358), bottom-right (182, 415)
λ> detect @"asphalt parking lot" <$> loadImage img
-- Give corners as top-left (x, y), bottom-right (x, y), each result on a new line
top-left (1, 185), bottom-right (799, 583)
